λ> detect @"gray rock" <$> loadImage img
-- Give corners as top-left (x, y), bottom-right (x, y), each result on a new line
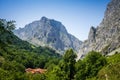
top-left (14, 17), bottom-right (82, 54)
top-left (78, 0), bottom-right (120, 59)
top-left (88, 26), bottom-right (96, 43)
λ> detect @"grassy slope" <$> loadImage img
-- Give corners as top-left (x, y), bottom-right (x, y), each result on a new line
top-left (97, 53), bottom-right (120, 80)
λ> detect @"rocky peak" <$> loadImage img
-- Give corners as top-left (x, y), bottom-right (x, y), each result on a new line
top-left (14, 17), bottom-right (82, 54)
top-left (41, 16), bottom-right (48, 20)
top-left (100, 0), bottom-right (120, 28)
top-left (40, 16), bottom-right (49, 23)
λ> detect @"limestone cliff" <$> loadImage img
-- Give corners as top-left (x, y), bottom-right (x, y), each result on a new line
top-left (78, 0), bottom-right (120, 59)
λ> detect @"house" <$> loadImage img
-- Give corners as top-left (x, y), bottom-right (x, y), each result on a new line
top-left (25, 68), bottom-right (47, 74)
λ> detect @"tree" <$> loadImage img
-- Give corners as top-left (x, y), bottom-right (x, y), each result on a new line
top-left (6, 20), bottom-right (16, 31)
top-left (75, 60), bottom-right (86, 80)
top-left (84, 51), bottom-right (107, 77)
top-left (62, 49), bottom-right (77, 80)
top-left (46, 49), bottom-right (77, 80)
top-left (46, 66), bottom-right (67, 80)
top-left (0, 19), bottom-right (5, 28)
top-left (0, 19), bottom-right (16, 31)
top-left (75, 51), bottom-right (107, 80)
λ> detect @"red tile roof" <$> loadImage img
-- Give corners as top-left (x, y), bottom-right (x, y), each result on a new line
top-left (25, 68), bottom-right (47, 74)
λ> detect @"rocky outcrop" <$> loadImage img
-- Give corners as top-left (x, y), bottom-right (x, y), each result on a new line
top-left (88, 26), bottom-right (96, 43)
top-left (14, 17), bottom-right (82, 54)
top-left (78, 0), bottom-right (120, 59)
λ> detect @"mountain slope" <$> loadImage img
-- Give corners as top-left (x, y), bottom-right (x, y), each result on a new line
top-left (0, 19), bottom-right (60, 62)
top-left (78, 0), bottom-right (120, 59)
top-left (0, 19), bottom-right (61, 79)
top-left (14, 17), bottom-right (82, 53)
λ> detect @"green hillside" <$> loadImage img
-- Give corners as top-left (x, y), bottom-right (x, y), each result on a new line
top-left (97, 53), bottom-right (120, 80)
top-left (0, 19), bottom-right (61, 80)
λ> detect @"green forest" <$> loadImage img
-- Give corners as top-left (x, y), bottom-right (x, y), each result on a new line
top-left (0, 19), bottom-right (120, 80)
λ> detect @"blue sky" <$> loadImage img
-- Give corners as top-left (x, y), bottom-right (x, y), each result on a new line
top-left (0, 0), bottom-right (110, 41)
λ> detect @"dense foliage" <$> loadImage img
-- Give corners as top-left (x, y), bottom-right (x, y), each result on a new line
top-left (75, 51), bottom-right (107, 80)
top-left (46, 49), bottom-right (77, 80)
top-left (0, 19), bottom-right (120, 80)
top-left (0, 19), bottom-right (61, 80)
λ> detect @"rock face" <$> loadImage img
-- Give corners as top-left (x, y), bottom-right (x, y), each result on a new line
top-left (78, 0), bottom-right (120, 59)
top-left (14, 17), bottom-right (82, 54)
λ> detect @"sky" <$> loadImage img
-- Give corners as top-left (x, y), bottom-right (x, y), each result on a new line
top-left (0, 0), bottom-right (110, 41)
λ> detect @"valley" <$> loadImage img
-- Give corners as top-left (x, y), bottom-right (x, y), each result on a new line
top-left (0, 0), bottom-right (120, 80)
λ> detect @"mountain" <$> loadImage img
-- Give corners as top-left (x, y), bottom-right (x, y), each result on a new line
top-left (0, 19), bottom-right (60, 58)
top-left (78, 0), bottom-right (120, 59)
top-left (14, 17), bottom-right (82, 54)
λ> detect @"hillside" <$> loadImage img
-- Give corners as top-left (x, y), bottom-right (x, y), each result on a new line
top-left (14, 17), bottom-right (82, 54)
top-left (0, 19), bottom-right (61, 79)
top-left (97, 53), bottom-right (120, 80)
